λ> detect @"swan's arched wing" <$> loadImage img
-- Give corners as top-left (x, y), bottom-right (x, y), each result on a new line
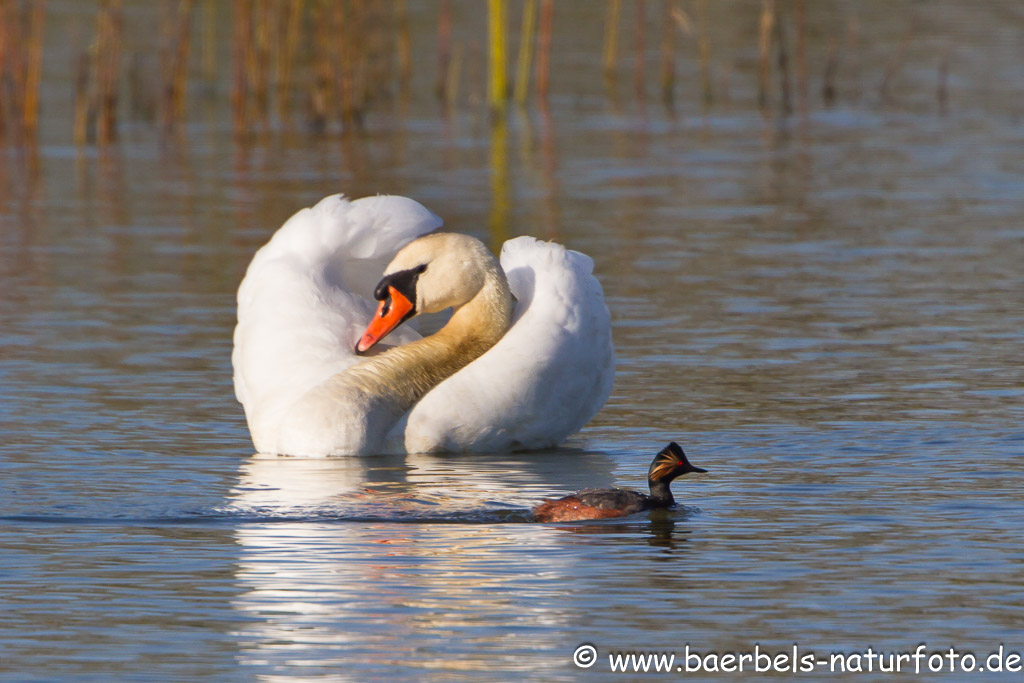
top-left (396, 236), bottom-right (615, 453)
top-left (233, 194), bottom-right (442, 450)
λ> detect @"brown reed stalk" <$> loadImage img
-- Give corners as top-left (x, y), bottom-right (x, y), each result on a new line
top-left (232, 0), bottom-right (252, 134)
top-left (96, 0), bottom-right (123, 145)
top-left (73, 48), bottom-right (92, 146)
top-left (822, 36), bottom-right (838, 106)
top-left (436, 0), bottom-right (452, 99)
top-left (0, 3), bottom-right (24, 142)
top-left (488, 0), bottom-right (508, 115)
top-left (277, 0), bottom-right (304, 123)
top-left (602, 0), bottom-right (621, 81)
top-left (659, 0), bottom-right (676, 104)
top-left (363, 0), bottom-right (393, 105)
top-left (333, 0), bottom-right (350, 124)
top-left (307, 0), bottom-right (332, 133)
top-left (513, 0), bottom-right (536, 106)
top-left (846, 17), bottom-right (861, 102)
top-left (774, 1), bottom-right (791, 115)
top-left (251, 0), bottom-right (272, 125)
top-left (0, 3), bottom-right (8, 139)
top-left (634, 0), bottom-right (646, 101)
top-left (795, 0), bottom-right (807, 116)
top-left (696, 0), bottom-right (711, 105)
top-left (201, 0), bottom-right (216, 85)
top-left (535, 0), bottom-right (553, 100)
top-left (396, 0), bottom-right (412, 92)
top-left (23, 0), bottom-right (46, 139)
top-left (757, 0), bottom-right (774, 109)
top-left (336, 0), bottom-right (363, 126)
top-left (163, 0), bottom-right (195, 132)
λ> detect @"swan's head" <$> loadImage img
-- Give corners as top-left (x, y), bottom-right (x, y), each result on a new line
top-left (647, 442), bottom-right (707, 484)
top-left (356, 232), bottom-right (501, 354)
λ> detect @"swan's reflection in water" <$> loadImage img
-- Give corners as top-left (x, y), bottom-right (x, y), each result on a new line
top-left (228, 451), bottom-right (617, 676)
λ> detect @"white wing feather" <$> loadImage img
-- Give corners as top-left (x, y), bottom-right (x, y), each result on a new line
top-left (232, 194), bottom-right (442, 451)
top-left (394, 236), bottom-right (615, 453)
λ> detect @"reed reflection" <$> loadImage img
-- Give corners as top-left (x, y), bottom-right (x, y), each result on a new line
top-left (488, 115), bottom-right (509, 250)
top-left (536, 104), bottom-right (560, 239)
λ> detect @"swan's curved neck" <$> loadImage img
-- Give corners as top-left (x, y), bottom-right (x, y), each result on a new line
top-left (350, 266), bottom-right (513, 415)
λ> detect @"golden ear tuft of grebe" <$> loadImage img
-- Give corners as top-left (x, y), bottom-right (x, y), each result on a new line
top-left (648, 441), bottom-right (708, 482)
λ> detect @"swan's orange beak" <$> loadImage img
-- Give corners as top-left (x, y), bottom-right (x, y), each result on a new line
top-left (356, 286), bottom-right (415, 354)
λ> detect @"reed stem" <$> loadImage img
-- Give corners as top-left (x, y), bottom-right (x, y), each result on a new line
top-left (278, 0), bottom-right (304, 123)
top-left (602, 0), bottom-right (620, 80)
top-left (97, 0), bottom-right (123, 145)
top-left (163, 0), bottom-right (195, 132)
top-left (488, 0), bottom-right (508, 115)
top-left (822, 37), bottom-right (838, 106)
top-left (232, 0), bottom-right (251, 135)
top-left (201, 0), bottom-right (216, 85)
top-left (307, 0), bottom-right (331, 133)
top-left (514, 0), bottom-right (536, 106)
top-left (774, 1), bottom-right (792, 116)
top-left (73, 49), bottom-right (91, 146)
top-left (436, 0), bottom-right (452, 99)
top-left (634, 0), bottom-right (646, 100)
top-left (795, 0), bottom-right (807, 116)
top-left (757, 0), bottom-right (774, 109)
top-left (696, 0), bottom-right (711, 105)
top-left (23, 0), bottom-right (47, 139)
top-left (535, 0), bottom-right (553, 100)
top-left (0, 4), bottom-right (8, 139)
top-left (251, 0), bottom-right (271, 125)
top-left (659, 0), bottom-right (676, 104)
top-left (396, 0), bottom-right (411, 92)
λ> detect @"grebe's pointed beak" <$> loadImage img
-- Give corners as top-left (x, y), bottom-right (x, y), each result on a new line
top-left (677, 449), bottom-right (707, 474)
top-left (356, 286), bottom-right (415, 354)
top-left (658, 442), bottom-right (707, 475)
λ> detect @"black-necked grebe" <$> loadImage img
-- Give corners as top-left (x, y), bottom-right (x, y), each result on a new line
top-left (533, 442), bottom-right (706, 522)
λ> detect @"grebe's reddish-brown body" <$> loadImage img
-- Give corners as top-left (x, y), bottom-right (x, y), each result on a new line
top-left (533, 442), bottom-right (706, 522)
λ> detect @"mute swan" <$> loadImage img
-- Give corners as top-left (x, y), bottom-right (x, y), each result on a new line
top-left (233, 194), bottom-right (615, 456)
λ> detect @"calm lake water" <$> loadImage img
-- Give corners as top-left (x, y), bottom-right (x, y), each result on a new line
top-left (2, 2), bottom-right (1023, 680)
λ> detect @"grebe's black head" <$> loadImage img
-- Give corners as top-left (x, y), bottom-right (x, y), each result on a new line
top-left (647, 442), bottom-right (707, 484)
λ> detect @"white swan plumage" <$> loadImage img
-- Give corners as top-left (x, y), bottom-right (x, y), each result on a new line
top-left (232, 194), bottom-right (615, 456)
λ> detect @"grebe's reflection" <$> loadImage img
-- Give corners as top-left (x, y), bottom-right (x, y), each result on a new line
top-left (228, 450), bottom-right (615, 672)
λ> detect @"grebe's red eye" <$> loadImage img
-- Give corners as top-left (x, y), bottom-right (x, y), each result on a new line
top-left (677, 461), bottom-right (684, 466)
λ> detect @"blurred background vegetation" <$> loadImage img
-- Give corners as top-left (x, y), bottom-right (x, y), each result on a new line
top-left (0, 0), bottom-right (985, 149)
